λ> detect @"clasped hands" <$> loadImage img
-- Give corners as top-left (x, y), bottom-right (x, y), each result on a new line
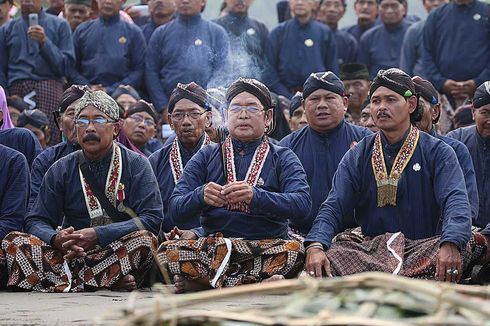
top-left (203, 181), bottom-right (253, 208)
top-left (52, 227), bottom-right (98, 261)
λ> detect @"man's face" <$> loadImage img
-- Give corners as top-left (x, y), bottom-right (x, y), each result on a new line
top-left (303, 88), bottom-right (347, 133)
top-left (343, 79), bottom-right (370, 113)
top-left (25, 124), bottom-right (49, 149)
top-left (169, 98), bottom-right (209, 148)
top-left (360, 104), bottom-right (378, 132)
top-left (76, 106), bottom-right (119, 157)
top-left (474, 104), bottom-right (490, 139)
top-left (175, 0), bottom-right (205, 16)
top-left (7, 107), bottom-right (20, 126)
top-left (319, 0), bottom-right (345, 26)
top-left (378, 0), bottom-right (404, 26)
top-left (224, 0), bottom-right (253, 14)
top-left (289, 107), bottom-right (308, 131)
top-left (123, 111), bottom-right (156, 148)
top-left (20, 0), bottom-right (43, 15)
top-left (49, 0), bottom-right (64, 10)
top-left (59, 100), bottom-right (79, 144)
top-left (226, 92), bottom-right (272, 142)
top-left (354, 0), bottom-right (377, 23)
top-left (0, 1), bottom-right (12, 24)
top-left (149, 0), bottom-right (176, 18)
top-left (370, 86), bottom-right (416, 132)
top-left (116, 94), bottom-right (137, 112)
top-left (423, 0), bottom-right (448, 12)
top-left (96, 0), bottom-right (122, 18)
top-left (289, 0), bottom-right (312, 17)
top-left (415, 97), bottom-right (440, 132)
top-left (65, 3), bottom-right (91, 31)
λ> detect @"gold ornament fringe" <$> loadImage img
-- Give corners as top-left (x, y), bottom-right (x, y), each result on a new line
top-left (377, 179), bottom-right (398, 207)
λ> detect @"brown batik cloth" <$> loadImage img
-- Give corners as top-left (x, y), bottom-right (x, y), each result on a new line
top-left (9, 79), bottom-right (64, 145)
top-left (1, 230), bottom-right (157, 292)
top-left (157, 233), bottom-right (305, 288)
top-left (326, 227), bottom-right (487, 280)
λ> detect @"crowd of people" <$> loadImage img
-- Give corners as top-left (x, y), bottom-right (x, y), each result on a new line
top-left (0, 0), bottom-right (490, 293)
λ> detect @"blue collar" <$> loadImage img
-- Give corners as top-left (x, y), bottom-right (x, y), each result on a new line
top-left (231, 137), bottom-right (264, 156)
top-left (177, 13), bottom-right (202, 26)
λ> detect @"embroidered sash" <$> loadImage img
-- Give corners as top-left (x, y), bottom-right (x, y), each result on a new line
top-left (169, 133), bottom-right (212, 184)
top-left (371, 126), bottom-right (419, 207)
top-left (79, 144), bottom-right (123, 226)
top-left (223, 136), bottom-right (270, 213)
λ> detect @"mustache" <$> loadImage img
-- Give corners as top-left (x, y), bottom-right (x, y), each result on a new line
top-left (377, 111), bottom-right (391, 119)
top-left (82, 134), bottom-right (101, 143)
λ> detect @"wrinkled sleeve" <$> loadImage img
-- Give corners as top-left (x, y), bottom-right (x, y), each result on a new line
top-left (29, 153), bottom-right (50, 213)
top-left (263, 27), bottom-right (291, 98)
top-left (422, 12), bottom-right (447, 91)
top-left (145, 29), bottom-right (168, 112)
top-left (323, 28), bottom-right (339, 74)
top-left (39, 20), bottom-right (75, 78)
top-left (70, 26), bottom-right (90, 85)
top-left (400, 25), bottom-right (417, 76)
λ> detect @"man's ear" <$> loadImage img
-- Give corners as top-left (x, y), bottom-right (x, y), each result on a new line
top-left (407, 96), bottom-right (418, 114)
top-left (113, 121), bottom-right (121, 138)
top-left (431, 104), bottom-right (441, 123)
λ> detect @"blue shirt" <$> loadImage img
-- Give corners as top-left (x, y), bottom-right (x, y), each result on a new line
top-left (214, 12), bottom-right (269, 82)
top-left (72, 15), bottom-right (147, 95)
top-left (0, 10), bottom-right (74, 90)
top-left (279, 122), bottom-right (371, 234)
top-left (26, 145), bottom-right (164, 247)
top-left (358, 20), bottom-right (411, 78)
top-left (0, 127), bottom-right (42, 168)
top-left (306, 131), bottom-right (472, 250)
top-left (169, 138), bottom-right (312, 239)
top-left (0, 145), bottom-right (29, 239)
top-left (422, 1), bottom-right (490, 91)
top-left (145, 14), bottom-right (230, 112)
top-left (149, 135), bottom-right (208, 231)
top-left (265, 17), bottom-right (338, 98)
top-left (400, 20), bottom-right (426, 78)
top-left (333, 28), bottom-right (358, 66)
top-left (342, 21), bottom-right (375, 42)
top-left (447, 126), bottom-right (490, 228)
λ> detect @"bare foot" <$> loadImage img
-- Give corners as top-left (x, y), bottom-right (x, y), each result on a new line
top-left (173, 275), bottom-right (211, 294)
top-left (261, 274), bottom-right (285, 283)
top-left (110, 274), bottom-right (137, 292)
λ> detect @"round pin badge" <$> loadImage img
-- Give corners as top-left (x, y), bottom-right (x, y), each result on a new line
top-left (195, 39), bottom-right (203, 46)
top-left (304, 39), bottom-right (314, 47)
top-left (118, 36), bottom-right (127, 44)
top-left (473, 14), bottom-right (481, 21)
top-left (246, 28), bottom-right (256, 36)
top-left (413, 163), bottom-right (421, 172)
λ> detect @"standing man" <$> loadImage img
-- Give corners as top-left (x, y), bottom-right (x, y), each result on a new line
top-left (280, 72), bottom-right (371, 238)
top-left (0, 0), bottom-right (75, 145)
top-left (423, 0), bottom-right (490, 107)
top-left (358, 0), bottom-right (411, 78)
top-left (72, 0), bottom-right (147, 95)
top-left (2, 90), bottom-right (163, 292)
top-left (340, 63), bottom-right (371, 124)
top-left (265, 0), bottom-right (338, 99)
top-left (343, 0), bottom-right (378, 42)
top-left (146, 0), bottom-right (230, 115)
top-left (64, 0), bottom-right (92, 33)
top-left (214, 0), bottom-right (269, 81)
top-left (141, 0), bottom-right (176, 43)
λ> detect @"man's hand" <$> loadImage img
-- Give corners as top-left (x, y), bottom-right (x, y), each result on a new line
top-left (305, 247), bottom-right (333, 278)
top-left (204, 182), bottom-right (227, 207)
top-left (221, 181), bottom-right (253, 205)
top-left (461, 80), bottom-right (477, 96)
top-left (435, 242), bottom-right (462, 283)
top-left (62, 228), bottom-right (98, 261)
top-left (167, 226), bottom-right (198, 240)
top-left (27, 25), bottom-right (46, 45)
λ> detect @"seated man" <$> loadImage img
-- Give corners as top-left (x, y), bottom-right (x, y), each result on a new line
top-left (149, 82), bottom-right (212, 232)
top-left (16, 109), bottom-right (51, 149)
top-left (305, 69), bottom-right (486, 283)
top-left (1, 90), bottom-right (163, 292)
top-left (122, 100), bottom-right (158, 157)
top-left (158, 78), bottom-right (311, 292)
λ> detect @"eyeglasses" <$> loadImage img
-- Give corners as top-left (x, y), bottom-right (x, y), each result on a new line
top-left (171, 111), bottom-right (207, 121)
top-left (128, 115), bottom-right (156, 127)
top-left (75, 117), bottom-right (116, 127)
top-left (228, 105), bottom-right (264, 114)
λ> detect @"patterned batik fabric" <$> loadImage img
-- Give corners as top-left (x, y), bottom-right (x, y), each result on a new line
top-left (326, 227), bottom-right (487, 280)
top-left (157, 233), bottom-right (305, 288)
top-left (1, 230), bottom-right (157, 292)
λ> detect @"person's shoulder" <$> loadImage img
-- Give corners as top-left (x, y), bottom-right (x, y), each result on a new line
top-left (48, 149), bottom-right (79, 173)
top-left (270, 19), bottom-right (290, 34)
top-left (447, 125), bottom-right (476, 141)
top-left (148, 142), bottom-right (172, 165)
top-left (279, 126), bottom-right (309, 146)
top-left (33, 141), bottom-right (67, 161)
top-left (438, 134), bottom-right (471, 156)
top-left (0, 143), bottom-right (26, 164)
top-left (420, 130), bottom-right (455, 155)
top-left (345, 122), bottom-right (372, 137)
top-left (2, 127), bottom-right (38, 142)
top-left (406, 20), bottom-right (424, 33)
top-left (338, 29), bottom-right (357, 44)
top-left (359, 24), bottom-right (381, 42)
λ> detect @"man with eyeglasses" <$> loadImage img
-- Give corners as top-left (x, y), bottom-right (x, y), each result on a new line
top-left (343, 0), bottom-right (378, 42)
top-left (149, 82), bottom-right (212, 233)
top-left (448, 81), bottom-right (490, 229)
top-left (2, 90), bottom-right (163, 292)
top-left (280, 72), bottom-right (371, 240)
top-left (157, 78), bottom-right (311, 293)
top-left (122, 100), bottom-right (159, 157)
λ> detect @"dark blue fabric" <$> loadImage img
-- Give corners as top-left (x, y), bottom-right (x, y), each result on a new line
top-left (265, 17), bottom-right (338, 98)
top-left (342, 21), bottom-right (376, 42)
top-left (0, 10), bottom-right (75, 91)
top-left (0, 128), bottom-right (42, 168)
top-left (71, 15), bottom-right (147, 94)
top-left (25, 145), bottom-right (163, 247)
top-left (279, 122), bottom-right (371, 234)
top-left (447, 126), bottom-right (490, 228)
top-left (168, 138), bottom-right (312, 239)
top-left (358, 20), bottom-right (411, 79)
top-left (149, 135), bottom-right (207, 231)
top-left (305, 131), bottom-right (472, 250)
top-left (333, 28), bottom-right (358, 66)
top-left (422, 1), bottom-right (490, 91)
top-left (145, 13), bottom-right (230, 112)
top-left (29, 141), bottom-right (79, 213)
top-left (140, 138), bottom-right (163, 157)
top-left (400, 20), bottom-right (425, 78)
top-left (214, 12), bottom-right (269, 82)
top-left (0, 145), bottom-right (29, 239)
top-left (141, 20), bottom-right (158, 44)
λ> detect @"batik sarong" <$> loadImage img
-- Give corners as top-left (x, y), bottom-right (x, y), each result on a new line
top-left (1, 230), bottom-right (157, 292)
top-left (157, 233), bottom-right (304, 288)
